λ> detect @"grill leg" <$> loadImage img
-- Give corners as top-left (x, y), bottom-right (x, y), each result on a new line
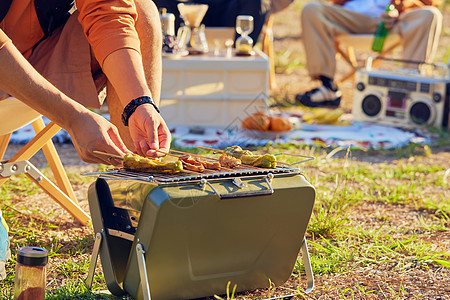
top-left (301, 238), bottom-right (314, 293)
top-left (136, 243), bottom-right (152, 300)
top-left (85, 232), bottom-right (103, 290)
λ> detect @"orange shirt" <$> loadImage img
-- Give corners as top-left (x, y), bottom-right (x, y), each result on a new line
top-left (0, 30), bottom-right (10, 51)
top-left (0, 0), bottom-right (141, 65)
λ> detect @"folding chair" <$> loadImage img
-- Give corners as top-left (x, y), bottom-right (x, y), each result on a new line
top-left (0, 97), bottom-right (90, 225)
top-left (261, 14), bottom-right (275, 89)
top-left (334, 33), bottom-right (402, 83)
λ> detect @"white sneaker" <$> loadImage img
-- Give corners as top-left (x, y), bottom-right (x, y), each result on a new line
top-left (296, 85), bottom-right (342, 108)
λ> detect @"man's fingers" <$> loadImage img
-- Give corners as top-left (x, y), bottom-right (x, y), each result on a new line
top-left (140, 139), bottom-right (151, 156)
top-left (158, 130), bottom-right (172, 154)
top-left (144, 123), bottom-right (161, 157)
top-left (108, 127), bottom-right (132, 155)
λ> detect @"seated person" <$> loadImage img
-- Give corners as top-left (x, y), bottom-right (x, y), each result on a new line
top-left (153, 0), bottom-right (271, 42)
top-left (0, 0), bottom-right (171, 164)
top-left (296, 0), bottom-right (443, 108)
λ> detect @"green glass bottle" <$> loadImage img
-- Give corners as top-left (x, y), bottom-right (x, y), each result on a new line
top-left (371, 4), bottom-right (395, 53)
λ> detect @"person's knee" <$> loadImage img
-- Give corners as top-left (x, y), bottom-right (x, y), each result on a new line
top-left (416, 6), bottom-right (443, 27)
top-left (301, 1), bottom-right (326, 20)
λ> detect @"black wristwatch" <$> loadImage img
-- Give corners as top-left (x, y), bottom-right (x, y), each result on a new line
top-left (121, 96), bottom-right (160, 126)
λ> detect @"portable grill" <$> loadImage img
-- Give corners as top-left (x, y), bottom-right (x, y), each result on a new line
top-left (84, 160), bottom-right (316, 300)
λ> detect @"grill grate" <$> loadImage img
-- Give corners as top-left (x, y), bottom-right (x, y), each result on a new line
top-left (83, 165), bottom-right (302, 184)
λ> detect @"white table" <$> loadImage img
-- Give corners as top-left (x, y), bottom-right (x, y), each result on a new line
top-left (160, 48), bottom-right (269, 128)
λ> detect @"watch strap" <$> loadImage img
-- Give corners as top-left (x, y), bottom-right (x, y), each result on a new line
top-left (121, 96), bottom-right (160, 126)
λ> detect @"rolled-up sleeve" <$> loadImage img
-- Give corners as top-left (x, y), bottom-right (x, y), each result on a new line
top-left (76, 0), bottom-right (141, 66)
top-left (0, 30), bottom-right (11, 50)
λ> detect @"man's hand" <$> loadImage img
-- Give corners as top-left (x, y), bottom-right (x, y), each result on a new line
top-left (381, 8), bottom-right (399, 29)
top-left (67, 111), bottom-right (131, 166)
top-left (128, 104), bottom-right (172, 157)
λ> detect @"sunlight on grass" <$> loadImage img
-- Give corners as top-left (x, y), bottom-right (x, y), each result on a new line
top-left (275, 49), bottom-right (306, 74)
top-left (1, 143), bottom-right (448, 298)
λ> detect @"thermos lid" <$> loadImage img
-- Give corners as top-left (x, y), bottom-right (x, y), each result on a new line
top-left (17, 247), bottom-right (48, 267)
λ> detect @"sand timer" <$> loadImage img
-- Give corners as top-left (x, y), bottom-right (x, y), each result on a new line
top-left (235, 15), bottom-right (254, 56)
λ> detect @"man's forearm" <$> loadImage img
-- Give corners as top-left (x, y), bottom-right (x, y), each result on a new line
top-left (102, 48), bottom-right (156, 106)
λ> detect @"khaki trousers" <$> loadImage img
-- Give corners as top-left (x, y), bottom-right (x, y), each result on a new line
top-left (301, 2), bottom-right (443, 80)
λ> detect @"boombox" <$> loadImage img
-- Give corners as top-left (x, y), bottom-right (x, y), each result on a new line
top-left (352, 58), bottom-right (450, 129)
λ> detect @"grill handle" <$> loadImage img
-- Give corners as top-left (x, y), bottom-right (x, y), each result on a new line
top-left (220, 189), bottom-right (273, 199)
top-left (199, 173), bottom-right (274, 199)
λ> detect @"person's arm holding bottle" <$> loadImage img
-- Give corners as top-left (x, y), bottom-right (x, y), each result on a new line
top-left (372, 4), bottom-right (399, 52)
top-left (381, 5), bottom-right (399, 29)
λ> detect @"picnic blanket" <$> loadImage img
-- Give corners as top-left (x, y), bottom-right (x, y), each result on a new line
top-left (9, 116), bottom-right (430, 150)
top-left (170, 121), bottom-right (430, 150)
top-left (9, 117), bottom-right (71, 144)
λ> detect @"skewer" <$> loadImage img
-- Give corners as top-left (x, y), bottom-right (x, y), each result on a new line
top-left (197, 146), bottom-right (269, 170)
top-left (93, 151), bottom-right (123, 160)
top-left (154, 149), bottom-right (182, 158)
top-left (171, 149), bottom-right (220, 162)
top-left (93, 150), bottom-right (200, 174)
top-left (197, 146), bottom-right (225, 153)
top-left (198, 146), bottom-right (311, 167)
top-left (169, 149), bottom-right (239, 171)
top-left (155, 149), bottom-right (218, 174)
top-left (197, 146), bottom-right (285, 167)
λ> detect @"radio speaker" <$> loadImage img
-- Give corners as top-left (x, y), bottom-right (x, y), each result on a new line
top-left (352, 62), bottom-right (449, 129)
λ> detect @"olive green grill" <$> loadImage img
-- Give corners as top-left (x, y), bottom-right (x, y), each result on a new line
top-left (84, 167), bottom-right (315, 299)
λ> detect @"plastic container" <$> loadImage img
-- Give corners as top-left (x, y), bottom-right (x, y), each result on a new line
top-left (160, 48), bottom-right (269, 128)
top-left (372, 4), bottom-right (395, 53)
top-left (14, 247), bottom-right (48, 300)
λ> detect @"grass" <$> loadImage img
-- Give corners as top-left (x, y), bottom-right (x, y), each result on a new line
top-left (1, 142), bottom-right (448, 299)
top-left (1, 0), bottom-right (450, 298)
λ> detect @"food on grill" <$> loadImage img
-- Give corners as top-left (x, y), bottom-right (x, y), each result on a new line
top-left (219, 154), bottom-right (241, 168)
top-left (200, 160), bottom-right (221, 170)
top-left (179, 155), bottom-right (222, 172)
top-left (179, 155), bottom-right (205, 172)
top-left (224, 146), bottom-right (252, 159)
top-left (123, 153), bottom-right (183, 173)
top-left (241, 154), bottom-right (276, 169)
top-left (224, 146), bottom-right (277, 169)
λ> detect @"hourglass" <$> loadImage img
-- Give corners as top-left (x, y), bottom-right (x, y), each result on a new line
top-left (235, 15), bottom-right (254, 56)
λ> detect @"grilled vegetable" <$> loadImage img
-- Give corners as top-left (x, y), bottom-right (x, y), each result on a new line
top-left (240, 154), bottom-right (276, 169)
top-left (224, 146), bottom-right (252, 159)
top-left (224, 146), bottom-right (276, 168)
top-left (123, 153), bottom-right (183, 173)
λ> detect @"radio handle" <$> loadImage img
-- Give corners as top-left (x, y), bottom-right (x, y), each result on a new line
top-left (366, 56), bottom-right (448, 79)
